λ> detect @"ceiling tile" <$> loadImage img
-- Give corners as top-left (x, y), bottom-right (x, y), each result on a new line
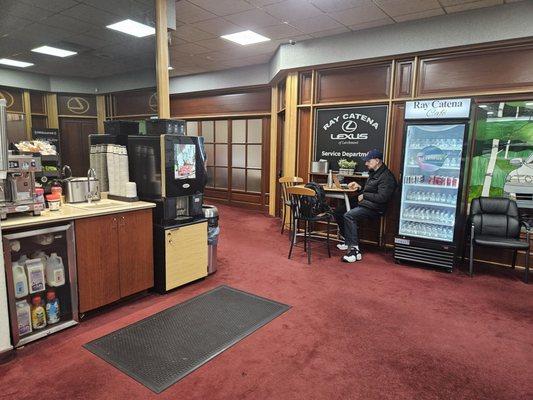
top-left (445, 0), bottom-right (503, 13)
top-left (1, 2), bottom-right (53, 22)
top-left (394, 8), bottom-right (444, 22)
top-left (373, 0), bottom-right (442, 17)
top-left (61, 4), bottom-right (123, 25)
top-left (254, 23), bottom-right (304, 40)
top-left (289, 14), bottom-right (344, 34)
top-left (328, 3), bottom-right (389, 25)
top-left (15, 23), bottom-right (72, 44)
top-left (349, 17), bottom-right (393, 31)
top-left (67, 33), bottom-right (111, 49)
top-left (171, 24), bottom-right (216, 42)
top-left (41, 14), bottom-right (94, 34)
top-left (0, 14), bottom-right (33, 37)
top-left (309, 26), bottom-right (350, 38)
top-left (224, 9), bottom-right (281, 29)
top-left (82, 0), bottom-right (151, 16)
top-left (170, 42), bottom-right (211, 55)
top-left (195, 37), bottom-right (243, 51)
top-left (175, 1), bottom-right (219, 23)
top-left (310, 0), bottom-right (371, 13)
top-left (264, 0), bottom-right (324, 22)
top-left (188, 0), bottom-right (254, 16)
top-left (191, 18), bottom-right (243, 36)
top-left (20, 0), bottom-right (79, 12)
top-left (438, 0), bottom-right (480, 5)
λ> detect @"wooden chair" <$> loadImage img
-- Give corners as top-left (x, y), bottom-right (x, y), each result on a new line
top-left (278, 176), bottom-right (304, 235)
top-left (286, 186), bottom-right (333, 265)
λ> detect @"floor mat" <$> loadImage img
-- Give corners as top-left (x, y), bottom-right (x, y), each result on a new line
top-left (84, 285), bottom-right (290, 393)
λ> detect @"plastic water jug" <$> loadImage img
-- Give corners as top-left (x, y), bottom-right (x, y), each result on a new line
top-left (13, 260), bottom-right (29, 298)
top-left (16, 300), bottom-right (32, 336)
top-left (45, 253), bottom-right (65, 287)
top-left (31, 250), bottom-right (48, 266)
top-left (26, 258), bottom-right (46, 294)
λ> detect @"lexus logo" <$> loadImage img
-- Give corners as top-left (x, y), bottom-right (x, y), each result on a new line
top-left (67, 97), bottom-right (90, 114)
top-left (342, 120), bottom-right (357, 133)
top-left (0, 90), bottom-right (15, 108)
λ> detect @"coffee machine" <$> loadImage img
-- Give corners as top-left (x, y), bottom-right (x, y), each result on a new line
top-left (0, 100), bottom-right (43, 219)
top-left (0, 153), bottom-right (44, 219)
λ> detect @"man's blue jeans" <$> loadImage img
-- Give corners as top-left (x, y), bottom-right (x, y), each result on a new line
top-left (335, 206), bottom-right (380, 247)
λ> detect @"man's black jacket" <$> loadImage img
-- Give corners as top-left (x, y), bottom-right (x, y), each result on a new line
top-left (359, 164), bottom-right (397, 214)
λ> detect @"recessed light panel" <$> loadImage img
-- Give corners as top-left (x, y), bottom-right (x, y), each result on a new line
top-left (0, 58), bottom-right (34, 68)
top-left (106, 19), bottom-right (155, 37)
top-left (221, 30), bottom-right (270, 46)
top-left (31, 46), bottom-right (77, 58)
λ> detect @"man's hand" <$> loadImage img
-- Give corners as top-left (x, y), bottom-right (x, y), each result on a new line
top-left (348, 181), bottom-right (361, 190)
top-left (358, 194), bottom-right (364, 202)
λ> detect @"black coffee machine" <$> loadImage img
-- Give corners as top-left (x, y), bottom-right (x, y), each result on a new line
top-left (127, 132), bottom-right (207, 224)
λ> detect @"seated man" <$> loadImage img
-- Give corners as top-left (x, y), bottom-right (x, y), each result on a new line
top-left (334, 149), bottom-right (396, 263)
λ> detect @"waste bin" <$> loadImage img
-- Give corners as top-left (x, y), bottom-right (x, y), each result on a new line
top-left (203, 205), bottom-right (219, 274)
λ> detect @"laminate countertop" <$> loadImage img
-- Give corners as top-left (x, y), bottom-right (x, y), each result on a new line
top-left (1, 199), bottom-right (156, 230)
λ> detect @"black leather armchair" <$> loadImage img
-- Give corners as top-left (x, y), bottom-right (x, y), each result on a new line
top-left (468, 197), bottom-right (530, 283)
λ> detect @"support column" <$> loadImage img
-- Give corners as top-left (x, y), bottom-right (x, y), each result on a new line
top-left (283, 72), bottom-right (299, 179)
top-left (22, 91), bottom-right (31, 139)
top-left (268, 85), bottom-right (279, 216)
top-left (155, 0), bottom-right (170, 119)
top-left (46, 94), bottom-right (58, 129)
top-left (96, 95), bottom-right (106, 133)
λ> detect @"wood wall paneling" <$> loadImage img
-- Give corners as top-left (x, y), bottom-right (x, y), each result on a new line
top-left (418, 46), bottom-right (533, 96)
top-left (112, 88), bottom-right (157, 117)
top-left (57, 94), bottom-right (97, 117)
top-left (299, 72), bottom-right (312, 104)
top-left (0, 86), bottom-right (23, 112)
top-left (170, 87), bottom-right (270, 118)
top-left (297, 107), bottom-right (311, 179)
top-left (30, 92), bottom-right (46, 114)
top-left (394, 60), bottom-right (413, 98)
top-left (316, 63), bottom-right (391, 103)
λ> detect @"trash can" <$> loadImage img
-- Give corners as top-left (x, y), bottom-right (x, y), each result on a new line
top-left (203, 205), bottom-right (219, 274)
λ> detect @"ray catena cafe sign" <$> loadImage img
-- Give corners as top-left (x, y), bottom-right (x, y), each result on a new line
top-left (314, 105), bottom-right (387, 172)
top-left (405, 98), bottom-right (471, 120)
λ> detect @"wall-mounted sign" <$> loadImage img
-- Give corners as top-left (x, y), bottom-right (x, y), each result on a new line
top-left (314, 105), bottom-right (388, 172)
top-left (112, 88), bottom-right (157, 116)
top-left (0, 87), bottom-right (23, 112)
top-left (58, 94), bottom-right (96, 117)
top-left (405, 98), bottom-right (471, 120)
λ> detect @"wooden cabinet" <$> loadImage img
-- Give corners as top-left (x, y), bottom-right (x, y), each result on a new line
top-left (164, 221), bottom-right (207, 291)
top-left (76, 209), bottom-right (153, 313)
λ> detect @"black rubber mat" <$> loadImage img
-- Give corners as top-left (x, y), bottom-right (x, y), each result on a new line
top-left (84, 285), bottom-right (290, 393)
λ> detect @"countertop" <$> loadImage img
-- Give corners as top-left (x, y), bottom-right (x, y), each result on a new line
top-left (1, 199), bottom-right (156, 230)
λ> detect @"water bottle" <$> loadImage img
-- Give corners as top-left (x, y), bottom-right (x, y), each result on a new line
top-left (327, 170), bottom-right (333, 188)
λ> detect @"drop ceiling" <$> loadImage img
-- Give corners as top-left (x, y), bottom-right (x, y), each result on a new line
top-left (0, 0), bottom-right (523, 80)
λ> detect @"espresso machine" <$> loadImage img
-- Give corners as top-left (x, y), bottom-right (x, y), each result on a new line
top-left (0, 100), bottom-right (44, 219)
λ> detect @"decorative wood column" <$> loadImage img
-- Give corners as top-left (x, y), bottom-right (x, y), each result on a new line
top-left (268, 84), bottom-right (279, 216)
top-left (22, 91), bottom-right (31, 139)
top-left (96, 95), bottom-right (106, 133)
top-left (283, 72), bottom-right (299, 179)
top-left (155, 0), bottom-right (170, 119)
top-left (46, 93), bottom-right (59, 129)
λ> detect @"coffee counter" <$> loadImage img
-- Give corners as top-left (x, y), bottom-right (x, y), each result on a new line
top-left (1, 199), bottom-right (155, 230)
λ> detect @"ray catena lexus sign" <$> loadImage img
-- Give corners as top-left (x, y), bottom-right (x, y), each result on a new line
top-left (314, 105), bottom-right (388, 172)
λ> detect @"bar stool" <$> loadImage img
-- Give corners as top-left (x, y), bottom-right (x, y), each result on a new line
top-left (278, 176), bottom-right (303, 235)
top-left (286, 186), bottom-right (333, 265)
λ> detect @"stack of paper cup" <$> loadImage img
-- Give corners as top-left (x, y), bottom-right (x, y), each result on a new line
top-left (125, 182), bottom-right (137, 198)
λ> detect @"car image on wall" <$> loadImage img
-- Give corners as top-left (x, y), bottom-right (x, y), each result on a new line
top-left (504, 153), bottom-right (533, 208)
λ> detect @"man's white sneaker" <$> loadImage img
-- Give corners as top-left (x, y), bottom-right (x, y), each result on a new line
top-left (342, 248), bottom-right (362, 263)
top-left (336, 243), bottom-right (349, 251)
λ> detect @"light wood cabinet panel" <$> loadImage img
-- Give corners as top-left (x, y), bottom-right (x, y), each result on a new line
top-left (117, 209), bottom-right (154, 297)
top-left (165, 221), bottom-right (207, 291)
top-left (75, 215), bottom-right (120, 313)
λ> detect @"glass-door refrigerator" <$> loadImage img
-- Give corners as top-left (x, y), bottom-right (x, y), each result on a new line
top-left (394, 121), bottom-right (470, 271)
top-left (3, 224), bottom-right (78, 347)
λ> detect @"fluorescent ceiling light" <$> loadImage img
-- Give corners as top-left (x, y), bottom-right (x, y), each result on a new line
top-left (32, 46), bottom-right (77, 58)
top-left (0, 58), bottom-right (34, 68)
top-left (221, 30), bottom-right (270, 45)
top-left (106, 19), bottom-right (155, 37)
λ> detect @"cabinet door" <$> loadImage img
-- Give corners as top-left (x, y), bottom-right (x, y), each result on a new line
top-left (75, 215), bottom-right (120, 313)
top-left (165, 221), bottom-right (208, 291)
top-left (117, 209), bottom-right (154, 297)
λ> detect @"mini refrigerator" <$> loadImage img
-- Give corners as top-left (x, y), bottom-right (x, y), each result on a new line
top-left (3, 224), bottom-right (78, 347)
top-left (394, 99), bottom-right (472, 271)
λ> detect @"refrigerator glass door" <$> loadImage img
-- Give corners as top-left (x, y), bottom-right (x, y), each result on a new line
top-left (399, 124), bottom-right (467, 242)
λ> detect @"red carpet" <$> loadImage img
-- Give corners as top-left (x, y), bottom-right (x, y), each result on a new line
top-left (1, 204), bottom-right (532, 400)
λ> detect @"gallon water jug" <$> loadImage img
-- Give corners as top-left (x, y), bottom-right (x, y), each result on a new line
top-left (26, 258), bottom-right (46, 294)
top-left (13, 260), bottom-right (29, 299)
top-left (31, 250), bottom-right (48, 267)
top-left (16, 300), bottom-right (32, 336)
top-left (45, 253), bottom-right (65, 287)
